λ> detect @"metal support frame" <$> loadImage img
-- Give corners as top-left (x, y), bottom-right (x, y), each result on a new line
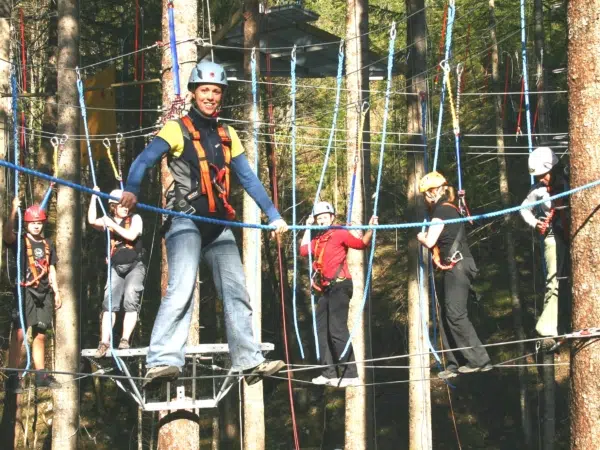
top-left (81, 343), bottom-right (275, 411)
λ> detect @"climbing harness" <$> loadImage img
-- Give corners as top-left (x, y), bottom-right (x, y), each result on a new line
top-left (178, 116), bottom-right (235, 220)
top-left (21, 237), bottom-right (51, 288)
top-left (109, 216), bottom-right (135, 258)
top-left (310, 230), bottom-right (346, 293)
top-left (430, 203), bottom-right (465, 271)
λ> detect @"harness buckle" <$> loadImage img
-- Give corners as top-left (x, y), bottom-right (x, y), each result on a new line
top-left (177, 199), bottom-right (196, 215)
top-left (447, 251), bottom-right (463, 264)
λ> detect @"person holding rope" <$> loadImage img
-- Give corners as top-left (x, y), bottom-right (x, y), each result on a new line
top-left (300, 201), bottom-right (378, 387)
top-left (520, 147), bottom-right (569, 341)
top-left (120, 60), bottom-right (288, 386)
top-left (88, 187), bottom-right (146, 357)
top-left (3, 199), bottom-right (61, 393)
top-left (417, 172), bottom-right (492, 379)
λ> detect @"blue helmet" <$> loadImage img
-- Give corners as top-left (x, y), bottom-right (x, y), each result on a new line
top-left (187, 60), bottom-right (228, 92)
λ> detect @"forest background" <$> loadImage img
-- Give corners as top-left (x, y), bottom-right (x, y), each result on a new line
top-left (0, 0), bottom-right (575, 449)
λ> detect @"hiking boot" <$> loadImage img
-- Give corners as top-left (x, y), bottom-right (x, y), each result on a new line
top-left (36, 373), bottom-right (61, 389)
top-left (458, 362), bottom-right (493, 374)
top-left (5, 374), bottom-right (23, 394)
top-left (312, 375), bottom-right (335, 385)
top-left (334, 377), bottom-right (360, 388)
top-left (95, 342), bottom-right (110, 358)
top-left (143, 366), bottom-right (180, 388)
top-left (244, 360), bottom-right (286, 386)
top-left (118, 338), bottom-right (130, 350)
top-left (437, 368), bottom-right (459, 380)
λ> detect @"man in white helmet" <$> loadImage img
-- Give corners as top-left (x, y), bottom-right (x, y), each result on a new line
top-left (520, 147), bottom-right (570, 340)
top-left (300, 201), bottom-right (377, 387)
top-left (88, 187), bottom-right (146, 357)
top-left (119, 60), bottom-right (288, 386)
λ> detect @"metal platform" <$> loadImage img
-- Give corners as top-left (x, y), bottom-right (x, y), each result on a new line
top-left (82, 343), bottom-right (275, 411)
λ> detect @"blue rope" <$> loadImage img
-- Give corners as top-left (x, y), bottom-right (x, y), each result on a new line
top-left (418, 248), bottom-right (441, 364)
top-left (77, 70), bottom-right (122, 370)
top-left (40, 186), bottom-right (53, 210)
top-left (520, 0), bottom-right (533, 159)
top-left (12, 69), bottom-right (31, 372)
top-left (341, 22), bottom-right (397, 358)
top-left (305, 41), bottom-right (345, 360)
top-left (432, 0), bottom-right (456, 171)
top-left (167, 2), bottom-right (181, 97)
top-left (3, 159), bottom-right (599, 232)
top-left (250, 48), bottom-right (261, 308)
top-left (289, 46), bottom-right (307, 359)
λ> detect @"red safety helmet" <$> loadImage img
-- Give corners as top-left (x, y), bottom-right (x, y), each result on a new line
top-left (24, 204), bottom-right (47, 222)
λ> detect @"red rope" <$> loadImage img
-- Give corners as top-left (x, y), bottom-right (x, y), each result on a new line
top-left (434, 3), bottom-right (448, 85)
top-left (533, 97), bottom-right (539, 135)
top-left (265, 6), bottom-right (300, 447)
top-left (501, 53), bottom-right (510, 124)
top-left (19, 9), bottom-right (27, 160)
top-left (516, 77), bottom-right (524, 135)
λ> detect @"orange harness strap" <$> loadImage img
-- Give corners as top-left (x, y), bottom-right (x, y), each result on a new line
top-left (21, 237), bottom-right (50, 288)
top-left (180, 116), bottom-right (235, 219)
top-left (110, 216), bottom-right (134, 258)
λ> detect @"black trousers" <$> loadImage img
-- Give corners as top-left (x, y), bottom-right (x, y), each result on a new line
top-left (438, 257), bottom-right (490, 369)
top-left (316, 279), bottom-right (358, 378)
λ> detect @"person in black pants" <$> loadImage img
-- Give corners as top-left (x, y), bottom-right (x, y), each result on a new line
top-left (416, 172), bottom-right (492, 379)
top-left (300, 201), bottom-right (378, 387)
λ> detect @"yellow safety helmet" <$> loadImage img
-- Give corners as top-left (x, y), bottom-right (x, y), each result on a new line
top-left (418, 171), bottom-right (447, 193)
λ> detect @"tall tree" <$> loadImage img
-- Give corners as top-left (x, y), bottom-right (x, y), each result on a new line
top-left (567, 1), bottom-right (600, 448)
top-left (241, 1), bottom-right (266, 449)
top-left (534, 0), bottom-right (550, 136)
top-left (52, 0), bottom-right (80, 447)
top-left (0, 6), bottom-right (10, 278)
top-left (405, 0), bottom-right (432, 448)
top-left (157, 0), bottom-right (200, 448)
top-left (489, 0), bottom-right (533, 446)
top-left (345, 0), bottom-right (372, 448)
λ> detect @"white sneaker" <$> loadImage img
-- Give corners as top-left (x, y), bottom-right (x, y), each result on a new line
top-left (331, 377), bottom-right (360, 388)
top-left (312, 375), bottom-right (334, 385)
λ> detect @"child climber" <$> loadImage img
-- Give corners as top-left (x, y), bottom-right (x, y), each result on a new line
top-left (3, 199), bottom-right (61, 393)
top-left (300, 201), bottom-right (378, 387)
top-left (88, 187), bottom-right (146, 357)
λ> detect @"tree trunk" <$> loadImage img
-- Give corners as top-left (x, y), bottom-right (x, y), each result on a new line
top-left (241, 2), bottom-right (266, 449)
top-left (0, 12), bottom-right (10, 280)
top-left (567, 2), bottom-right (600, 448)
top-left (489, 0), bottom-right (533, 446)
top-left (52, 0), bottom-right (80, 447)
top-left (405, 1), bottom-right (432, 449)
top-left (345, 0), bottom-right (372, 449)
top-left (157, 0), bottom-right (200, 448)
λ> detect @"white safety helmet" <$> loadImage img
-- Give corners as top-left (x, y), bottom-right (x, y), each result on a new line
top-left (528, 147), bottom-right (558, 176)
top-left (108, 189), bottom-right (123, 204)
top-left (187, 60), bottom-right (228, 92)
top-left (313, 201), bottom-right (335, 217)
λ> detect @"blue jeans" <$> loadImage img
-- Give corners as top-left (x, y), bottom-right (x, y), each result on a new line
top-left (146, 217), bottom-right (264, 371)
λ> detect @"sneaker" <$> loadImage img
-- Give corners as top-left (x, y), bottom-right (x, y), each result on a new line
top-left (458, 362), bottom-right (493, 374)
top-left (5, 374), bottom-right (23, 394)
top-left (143, 365), bottom-right (180, 387)
top-left (437, 369), bottom-right (458, 380)
top-left (36, 373), bottom-right (61, 389)
top-left (244, 360), bottom-right (286, 386)
top-left (95, 342), bottom-right (110, 358)
top-left (118, 339), bottom-right (130, 350)
top-left (312, 375), bottom-right (335, 385)
top-left (335, 377), bottom-right (360, 388)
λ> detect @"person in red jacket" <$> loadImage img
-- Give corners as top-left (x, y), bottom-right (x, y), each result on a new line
top-left (300, 201), bottom-right (377, 387)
